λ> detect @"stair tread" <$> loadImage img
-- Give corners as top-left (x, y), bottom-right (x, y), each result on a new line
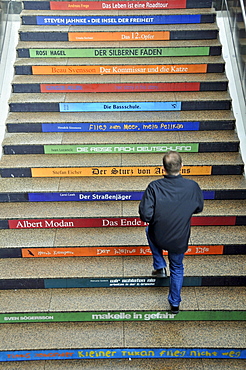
top-left (14, 55), bottom-right (224, 65)
top-left (0, 226), bottom-right (245, 248)
top-left (0, 152), bottom-right (243, 167)
top-left (0, 175), bottom-right (245, 192)
top-left (1, 321), bottom-right (244, 351)
top-left (0, 286), bottom-right (244, 312)
top-left (2, 130), bottom-right (239, 146)
top-left (21, 8), bottom-right (217, 16)
top-left (0, 255), bottom-right (245, 278)
top-left (6, 110), bottom-right (236, 123)
top-left (1, 199), bottom-right (245, 218)
top-left (16, 38), bottom-right (222, 49)
top-left (11, 72), bottom-right (228, 83)
top-left (8, 90), bottom-right (231, 102)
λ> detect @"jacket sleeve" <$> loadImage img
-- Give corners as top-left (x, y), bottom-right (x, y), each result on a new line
top-left (139, 184), bottom-right (155, 222)
top-left (193, 183), bottom-right (204, 214)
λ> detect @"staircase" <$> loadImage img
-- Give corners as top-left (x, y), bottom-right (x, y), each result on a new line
top-left (0, 0), bottom-right (245, 367)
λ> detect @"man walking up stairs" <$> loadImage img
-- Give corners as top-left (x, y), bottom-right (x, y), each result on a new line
top-left (0, 0), bottom-right (245, 368)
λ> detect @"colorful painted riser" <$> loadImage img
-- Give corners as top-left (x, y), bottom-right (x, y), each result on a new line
top-left (0, 189), bottom-right (245, 203)
top-left (12, 81), bottom-right (227, 93)
top-left (0, 244), bottom-right (245, 259)
top-left (18, 46), bottom-right (220, 58)
top-left (0, 275), bottom-right (245, 290)
top-left (1, 216), bottom-right (245, 230)
top-left (0, 165), bottom-right (243, 178)
top-left (6, 121), bottom-right (235, 133)
top-left (3, 142), bottom-right (239, 155)
top-left (2, 347), bottom-right (245, 362)
top-left (1, 310), bottom-right (245, 324)
top-left (9, 100), bottom-right (231, 113)
top-left (19, 28), bottom-right (218, 41)
top-left (14, 63), bottom-right (224, 75)
top-left (22, 14), bottom-right (215, 27)
top-left (22, 1), bottom-right (214, 11)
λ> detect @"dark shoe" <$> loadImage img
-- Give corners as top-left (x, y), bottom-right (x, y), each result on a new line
top-left (170, 305), bottom-right (180, 314)
top-left (152, 268), bottom-right (167, 277)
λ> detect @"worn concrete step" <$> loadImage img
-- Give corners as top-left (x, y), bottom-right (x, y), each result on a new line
top-left (0, 358), bottom-right (245, 369)
top-left (13, 55), bottom-right (225, 75)
top-left (0, 152), bottom-right (244, 177)
top-left (12, 71), bottom-right (228, 84)
top-left (11, 75), bottom-right (228, 94)
top-left (0, 255), bottom-right (245, 290)
top-left (16, 42), bottom-right (222, 60)
top-left (1, 242), bottom-right (245, 258)
top-left (1, 321), bottom-right (245, 362)
top-left (0, 253), bottom-right (245, 280)
top-left (16, 38), bottom-right (222, 50)
top-left (8, 91), bottom-right (232, 113)
top-left (6, 110), bottom-right (236, 133)
top-left (20, 11), bottom-right (217, 31)
top-left (22, 0), bottom-right (214, 11)
top-left (17, 27), bottom-right (219, 44)
top-left (0, 175), bottom-right (244, 192)
top-left (1, 131), bottom-right (240, 155)
top-left (0, 197), bottom-right (245, 218)
top-left (0, 223), bottom-right (245, 250)
top-left (1, 286), bottom-right (244, 313)
top-left (0, 175), bottom-right (245, 203)
top-left (18, 26), bottom-right (219, 44)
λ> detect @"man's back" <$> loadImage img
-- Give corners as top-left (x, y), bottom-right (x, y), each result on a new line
top-left (139, 174), bottom-right (203, 253)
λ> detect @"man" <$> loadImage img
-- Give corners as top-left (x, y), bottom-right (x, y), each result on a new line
top-left (139, 151), bottom-right (204, 314)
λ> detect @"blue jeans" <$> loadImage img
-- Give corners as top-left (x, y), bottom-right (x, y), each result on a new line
top-left (146, 227), bottom-right (184, 306)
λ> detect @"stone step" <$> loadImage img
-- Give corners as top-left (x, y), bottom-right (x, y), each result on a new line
top-left (0, 224), bottom-right (245, 250)
top-left (0, 357), bottom-right (245, 368)
top-left (1, 130), bottom-right (240, 155)
top-left (12, 71), bottom-right (228, 83)
top-left (13, 55), bottom-right (225, 71)
top-left (1, 321), bottom-right (245, 363)
top-left (22, 0), bottom-right (214, 11)
top-left (16, 42), bottom-right (222, 59)
top-left (8, 91), bottom-right (232, 113)
top-left (18, 23), bottom-right (219, 44)
top-left (20, 12), bottom-right (217, 33)
top-left (1, 242), bottom-right (245, 258)
top-left (0, 197), bottom-right (245, 217)
top-left (6, 110), bottom-right (236, 133)
top-left (1, 285), bottom-right (244, 312)
top-left (0, 152), bottom-right (244, 177)
top-left (0, 175), bottom-right (245, 202)
top-left (0, 255), bottom-right (245, 290)
top-left (16, 38), bottom-right (222, 50)
top-left (11, 81), bottom-right (229, 93)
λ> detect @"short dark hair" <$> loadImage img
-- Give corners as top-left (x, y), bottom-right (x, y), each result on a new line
top-left (163, 151), bottom-right (182, 175)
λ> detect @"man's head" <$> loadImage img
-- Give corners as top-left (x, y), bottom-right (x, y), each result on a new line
top-left (163, 151), bottom-right (182, 175)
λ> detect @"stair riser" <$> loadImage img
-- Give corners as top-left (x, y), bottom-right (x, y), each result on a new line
top-left (0, 216), bottom-right (245, 230)
top-left (22, 0), bottom-right (213, 11)
top-left (1, 189), bottom-right (245, 203)
top-left (17, 46), bottom-right (221, 58)
top-left (6, 121), bottom-right (235, 133)
top-left (21, 14), bottom-right (216, 26)
top-left (12, 81), bottom-right (228, 93)
top-left (9, 101), bottom-right (232, 112)
top-left (3, 142), bottom-right (239, 155)
top-left (1, 310), bottom-right (245, 324)
top-left (0, 276), bottom-right (245, 290)
top-left (14, 63), bottom-right (225, 75)
top-left (19, 29), bottom-right (219, 41)
top-left (0, 165), bottom-right (244, 178)
top-left (0, 244), bottom-right (245, 259)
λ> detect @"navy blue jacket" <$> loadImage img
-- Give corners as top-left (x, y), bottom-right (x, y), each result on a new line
top-left (139, 174), bottom-right (204, 253)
